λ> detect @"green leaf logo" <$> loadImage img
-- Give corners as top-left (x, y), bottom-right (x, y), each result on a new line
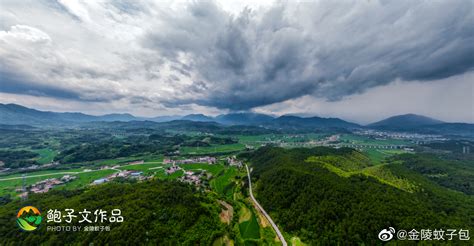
top-left (16, 206), bottom-right (42, 231)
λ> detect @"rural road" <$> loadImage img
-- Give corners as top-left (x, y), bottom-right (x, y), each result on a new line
top-left (0, 171), bottom-right (81, 181)
top-left (245, 164), bottom-right (288, 246)
top-left (0, 162), bottom-right (165, 181)
top-left (0, 168), bottom-right (120, 181)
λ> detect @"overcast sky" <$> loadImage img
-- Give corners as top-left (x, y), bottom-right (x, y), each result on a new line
top-left (0, 0), bottom-right (473, 124)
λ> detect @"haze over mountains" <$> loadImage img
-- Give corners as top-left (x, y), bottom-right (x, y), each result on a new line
top-left (1, 103), bottom-right (473, 137)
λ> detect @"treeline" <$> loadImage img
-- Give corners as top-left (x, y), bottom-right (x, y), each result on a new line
top-left (56, 134), bottom-right (237, 163)
top-left (0, 150), bottom-right (39, 168)
top-left (390, 153), bottom-right (474, 195)
top-left (423, 140), bottom-right (474, 153)
top-left (243, 147), bottom-right (474, 245)
top-left (81, 120), bottom-right (277, 135)
top-left (0, 180), bottom-right (226, 245)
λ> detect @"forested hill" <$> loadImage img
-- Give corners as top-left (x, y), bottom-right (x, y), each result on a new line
top-left (242, 147), bottom-right (474, 244)
top-left (0, 180), bottom-right (226, 245)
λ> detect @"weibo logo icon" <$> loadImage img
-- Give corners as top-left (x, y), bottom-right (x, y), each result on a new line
top-left (378, 227), bottom-right (395, 241)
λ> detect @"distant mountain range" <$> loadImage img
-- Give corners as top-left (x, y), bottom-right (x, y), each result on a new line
top-left (0, 103), bottom-right (360, 128)
top-left (0, 103), bottom-right (472, 137)
top-left (368, 114), bottom-right (444, 129)
top-left (368, 114), bottom-right (473, 137)
top-left (0, 103), bottom-right (139, 125)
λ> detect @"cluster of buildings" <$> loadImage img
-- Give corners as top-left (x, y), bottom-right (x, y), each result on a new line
top-left (179, 170), bottom-right (206, 186)
top-left (225, 156), bottom-right (243, 168)
top-left (165, 163), bottom-right (182, 175)
top-left (92, 170), bottom-right (146, 185)
top-left (354, 130), bottom-right (446, 142)
top-left (29, 175), bottom-right (76, 194)
top-left (163, 156), bottom-right (217, 165)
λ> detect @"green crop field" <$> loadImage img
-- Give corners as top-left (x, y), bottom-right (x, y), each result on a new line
top-left (180, 163), bottom-right (225, 176)
top-left (0, 174), bottom-right (65, 197)
top-left (239, 208), bottom-right (260, 239)
top-left (363, 148), bottom-right (408, 164)
top-left (363, 149), bottom-right (389, 164)
top-left (32, 148), bottom-right (57, 164)
top-left (96, 157), bottom-right (145, 165)
top-left (164, 169), bottom-right (184, 180)
top-left (57, 169), bottom-right (117, 190)
top-left (0, 168), bottom-right (118, 197)
top-left (180, 143), bottom-right (245, 155)
top-left (0, 168), bottom-right (87, 178)
top-left (211, 167), bottom-right (237, 198)
top-left (118, 163), bottom-right (165, 175)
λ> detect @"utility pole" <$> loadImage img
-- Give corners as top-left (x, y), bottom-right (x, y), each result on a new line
top-left (21, 174), bottom-right (27, 201)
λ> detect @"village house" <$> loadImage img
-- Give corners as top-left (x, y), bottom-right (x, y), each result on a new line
top-left (163, 156), bottom-right (217, 165)
top-left (165, 164), bottom-right (181, 175)
top-left (29, 175), bottom-right (76, 194)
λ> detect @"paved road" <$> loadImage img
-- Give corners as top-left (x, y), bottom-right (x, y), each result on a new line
top-left (246, 164), bottom-right (287, 246)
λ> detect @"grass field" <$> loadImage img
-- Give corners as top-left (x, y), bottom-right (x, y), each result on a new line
top-left (0, 168), bottom-right (118, 196)
top-left (0, 168), bottom-right (87, 178)
top-left (95, 155), bottom-right (163, 166)
top-left (239, 207), bottom-right (260, 240)
top-left (290, 237), bottom-right (307, 246)
top-left (0, 174), bottom-right (65, 197)
top-left (32, 148), bottom-right (57, 164)
top-left (211, 167), bottom-right (237, 198)
top-left (363, 148), bottom-right (407, 164)
top-left (118, 162), bottom-right (166, 175)
top-left (180, 143), bottom-right (245, 155)
top-left (363, 149), bottom-right (389, 164)
top-left (312, 160), bottom-right (418, 193)
top-left (56, 169), bottom-right (117, 190)
top-left (155, 169), bottom-right (184, 180)
top-left (180, 163), bottom-right (225, 176)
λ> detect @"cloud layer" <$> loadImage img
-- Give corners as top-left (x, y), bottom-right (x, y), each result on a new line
top-left (0, 0), bottom-right (473, 118)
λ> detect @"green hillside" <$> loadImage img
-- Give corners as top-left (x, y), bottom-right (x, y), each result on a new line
top-left (243, 147), bottom-right (474, 244)
top-left (0, 180), bottom-right (226, 245)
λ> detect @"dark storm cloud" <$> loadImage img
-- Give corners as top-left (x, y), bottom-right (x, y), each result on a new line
top-left (0, 69), bottom-right (81, 100)
top-left (0, 68), bottom-right (121, 103)
top-left (144, 0), bottom-right (474, 110)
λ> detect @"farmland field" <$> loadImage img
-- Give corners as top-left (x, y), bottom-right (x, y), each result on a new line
top-left (239, 206), bottom-right (260, 240)
top-left (180, 163), bottom-right (226, 176)
top-left (118, 162), bottom-right (166, 175)
top-left (56, 169), bottom-right (117, 190)
top-left (0, 169), bottom-right (118, 196)
top-left (180, 143), bottom-right (245, 154)
top-left (32, 148), bottom-right (57, 164)
top-left (211, 167), bottom-right (237, 198)
top-left (340, 134), bottom-right (411, 146)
